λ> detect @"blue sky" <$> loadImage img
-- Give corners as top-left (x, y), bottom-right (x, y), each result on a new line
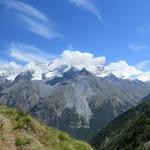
top-left (0, 0), bottom-right (149, 72)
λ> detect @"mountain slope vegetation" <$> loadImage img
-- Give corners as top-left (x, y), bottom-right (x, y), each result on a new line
top-left (91, 94), bottom-right (150, 150)
top-left (0, 105), bottom-right (93, 150)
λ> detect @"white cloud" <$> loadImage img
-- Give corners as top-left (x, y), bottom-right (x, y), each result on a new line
top-left (20, 15), bottom-right (61, 40)
top-left (137, 72), bottom-right (150, 82)
top-left (0, 61), bottom-right (22, 80)
top-left (0, 61), bottom-right (22, 71)
top-left (129, 43), bottom-right (147, 51)
top-left (101, 60), bottom-right (142, 79)
top-left (5, 49), bottom-right (105, 80)
top-left (2, 0), bottom-right (60, 39)
top-left (50, 50), bottom-right (105, 74)
top-left (69, 0), bottom-right (103, 22)
top-left (10, 43), bottom-right (53, 62)
top-left (1, 46), bottom-right (150, 82)
top-left (4, 0), bottom-right (47, 22)
top-left (136, 60), bottom-right (150, 71)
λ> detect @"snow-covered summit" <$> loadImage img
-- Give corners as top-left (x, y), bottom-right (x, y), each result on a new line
top-left (0, 59), bottom-right (149, 82)
top-left (0, 61), bottom-right (71, 81)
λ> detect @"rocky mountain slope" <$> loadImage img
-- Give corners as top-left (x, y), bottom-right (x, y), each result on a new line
top-left (0, 105), bottom-right (93, 150)
top-left (91, 94), bottom-right (150, 150)
top-left (0, 67), bottom-right (149, 141)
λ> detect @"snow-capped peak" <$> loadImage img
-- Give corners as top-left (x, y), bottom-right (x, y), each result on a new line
top-left (45, 64), bottom-right (70, 79)
top-left (22, 61), bottom-right (50, 80)
top-left (0, 61), bottom-right (72, 81)
top-left (0, 60), bottom-right (149, 82)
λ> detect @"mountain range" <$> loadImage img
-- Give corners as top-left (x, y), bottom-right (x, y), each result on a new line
top-left (0, 60), bottom-right (149, 82)
top-left (0, 63), bottom-right (149, 141)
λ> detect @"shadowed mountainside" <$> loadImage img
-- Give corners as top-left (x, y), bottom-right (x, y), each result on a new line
top-left (91, 94), bottom-right (150, 150)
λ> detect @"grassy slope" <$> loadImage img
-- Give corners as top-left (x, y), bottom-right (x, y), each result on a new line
top-left (91, 94), bottom-right (150, 150)
top-left (0, 105), bottom-right (93, 150)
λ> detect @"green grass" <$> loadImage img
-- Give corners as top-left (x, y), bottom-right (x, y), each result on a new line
top-left (0, 105), bottom-right (93, 150)
top-left (15, 135), bottom-right (31, 146)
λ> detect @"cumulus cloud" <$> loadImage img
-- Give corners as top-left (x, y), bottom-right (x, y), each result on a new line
top-left (0, 61), bottom-right (22, 71)
top-left (10, 43), bottom-right (53, 62)
top-left (50, 50), bottom-right (105, 74)
top-left (101, 60), bottom-right (142, 79)
top-left (69, 0), bottom-right (103, 22)
top-left (1, 46), bottom-right (150, 82)
top-left (0, 61), bottom-right (22, 80)
top-left (2, 0), bottom-right (61, 39)
top-left (137, 72), bottom-right (150, 82)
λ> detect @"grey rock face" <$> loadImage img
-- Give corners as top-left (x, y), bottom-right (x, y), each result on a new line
top-left (0, 69), bottom-right (150, 140)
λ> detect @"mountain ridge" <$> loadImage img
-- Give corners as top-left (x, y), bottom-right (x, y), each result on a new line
top-left (0, 61), bottom-right (149, 82)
